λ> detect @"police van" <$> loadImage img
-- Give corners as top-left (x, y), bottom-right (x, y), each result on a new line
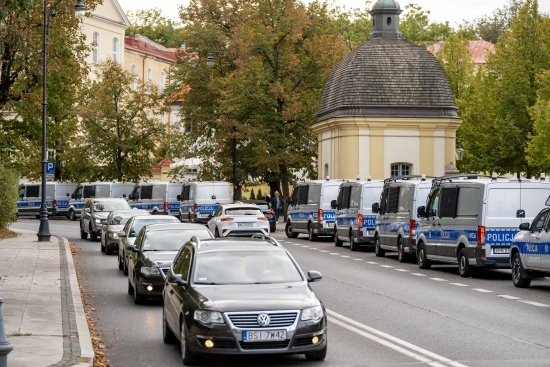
top-left (285, 178), bottom-right (341, 241)
top-left (332, 178), bottom-right (383, 251)
top-left (416, 173), bottom-right (550, 277)
top-left (128, 182), bottom-right (183, 218)
top-left (179, 181), bottom-right (231, 223)
top-left (371, 175), bottom-right (433, 262)
top-left (17, 182), bottom-right (77, 218)
top-left (67, 182), bottom-right (134, 221)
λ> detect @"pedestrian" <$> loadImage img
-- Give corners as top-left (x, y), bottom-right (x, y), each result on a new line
top-left (271, 191), bottom-right (282, 222)
top-left (263, 192), bottom-right (270, 206)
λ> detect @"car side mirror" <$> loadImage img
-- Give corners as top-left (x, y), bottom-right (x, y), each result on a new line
top-left (118, 231), bottom-right (126, 237)
top-left (372, 203), bottom-right (379, 213)
top-left (177, 194), bottom-right (182, 201)
top-left (84, 208), bottom-right (90, 213)
top-left (19, 193), bottom-right (24, 199)
top-left (168, 273), bottom-right (188, 288)
top-left (100, 219), bottom-right (107, 225)
top-left (307, 270), bottom-right (322, 283)
top-left (129, 230), bottom-right (137, 237)
top-left (519, 222), bottom-right (530, 231)
top-left (128, 245), bottom-right (137, 252)
top-left (66, 193), bottom-right (70, 197)
top-left (417, 206), bottom-right (426, 218)
top-left (330, 200), bottom-right (337, 210)
top-left (128, 193), bottom-right (134, 200)
top-left (71, 193), bottom-right (75, 199)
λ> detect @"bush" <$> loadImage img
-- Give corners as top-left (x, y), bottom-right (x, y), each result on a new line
top-left (257, 188), bottom-right (262, 199)
top-left (249, 188), bottom-right (256, 200)
top-left (0, 164), bottom-right (18, 228)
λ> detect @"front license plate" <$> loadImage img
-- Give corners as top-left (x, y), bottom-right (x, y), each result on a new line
top-left (325, 221), bottom-right (334, 228)
top-left (243, 330), bottom-right (286, 342)
top-left (493, 248), bottom-right (510, 254)
top-left (238, 222), bottom-right (253, 227)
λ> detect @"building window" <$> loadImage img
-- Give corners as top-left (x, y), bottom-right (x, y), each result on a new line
top-left (160, 72), bottom-right (165, 93)
top-left (112, 37), bottom-right (119, 62)
top-left (391, 163), bottom-right (411, 177)
top-left (324, 163), bottom-right (329, 179)
top-left (92, 32), bottom-right (99, 64)
top-left (131, 64), bottom-right (137, 90)
top-left (147, 68), bottom-right (152, 83)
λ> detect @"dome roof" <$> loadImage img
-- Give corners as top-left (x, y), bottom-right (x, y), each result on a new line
top-left (372, 0), bottom-right (401, 11)
top-left (316, 38), bottom-right (458, 122)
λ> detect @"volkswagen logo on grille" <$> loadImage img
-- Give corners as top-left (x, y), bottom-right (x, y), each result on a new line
top-left (257, 313), bottom-right (271, 327)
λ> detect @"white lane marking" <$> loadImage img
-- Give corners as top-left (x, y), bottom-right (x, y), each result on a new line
top-left (329, 253), bottom-right (339, 255)
top-left (430, 278), bottom-right (447, 282)
top-left (411, 273), bottom-right (427, 277)
top-left (395, 269), bottom-right (409, 272)
top-left (367, 261), bottom-right (379, 264)
top-left (450, 283), bottom-right (468, 287)
top-left (353, 258), bottom-right (363, 261)
top-left (291, 243), bottom-right (301, 246)
top-left (518, 300), bottom-right (549, 307)
top-left (498, 295), bottom-right (521, 300)
top-left (320, 250), bottom-right (329, 253)
top-left (341, 255), bottom-right (350, 258)
top-left (472, 288), bottom-right (492, 293)
top-left (380, 265), bottom-right (394, 268)
top-left (302, 245), bottom-right (310, 248)
top-left (328, 310), bottom-right (468, 367)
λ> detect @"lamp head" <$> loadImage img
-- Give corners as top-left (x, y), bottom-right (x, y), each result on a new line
top-left (74, 0), bottom-right (87, 19)
top-left (206, 52), bottom-right (215, 68)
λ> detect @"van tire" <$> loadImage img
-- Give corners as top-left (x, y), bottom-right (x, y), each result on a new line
top-left (374, 237), bottom-right (385, 257)
top-left (511, 252), bottom-right (531, 288)
top-left (308, 224), bottom-right (318, 241)
top-left (350, 229), bottom-right (359, 251)
top-left (397, 238), bottom-right (408, 263)
top-left (417, 243), bottom-right (431, 269)
top-left (68, 209), bottom-right (76, 221)
top-left (334, 228), bottom-right (343, 247)
top-left (285, 222), bottom-right (298, 238)
top-left (458, 248), bottom-right (473, 277)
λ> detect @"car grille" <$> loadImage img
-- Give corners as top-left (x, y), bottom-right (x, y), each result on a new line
top-left (239, 340), bottom-right (290, 350)
top-left (226, 311), bottom-right (298, 328)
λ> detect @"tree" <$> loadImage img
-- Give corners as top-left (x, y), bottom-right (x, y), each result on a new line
top-left (249, 188), bottom-right (256, 200)
top-left (66, 60), bottom-right (168, 182)
top-left (126, 8), bottom-right (185, 48)
top-left (460, 0), bottom-right (522, 43)
top-left (526, 70), bottom-right (550, 172)
top-left (169, 0), bottom-right (348, 199)
top-left (0, 163), bottom-right (18, 228)
top-left (457, 0), bottom-right (550, 176)
top-left (400, 4), bottom-right (453, 45)
top-left (435, 31), bottom-right (475, 100)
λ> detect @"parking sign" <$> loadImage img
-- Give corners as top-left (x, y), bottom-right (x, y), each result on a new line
top-left (46, 162), bottom-right (55, 175)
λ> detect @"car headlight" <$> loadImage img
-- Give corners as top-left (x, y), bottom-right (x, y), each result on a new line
top-left (108, 232), bottom-right (119, 239)
top-left (141, 267), bottom-right (161, 276)
top-left (95, 218), bottom-right (102, 223)
top-left (301, 306), bottom-right (323, 322)
top-left (194, 310), bottom-right (225, 324)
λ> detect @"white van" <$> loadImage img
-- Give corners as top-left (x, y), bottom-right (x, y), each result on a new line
top-left (372, 175), bottom-right (433, 262)
top-left (332, 179), bottom-right (384, 251)
top-left (128, 182), bottom-right (183, 218)
top-left (416, 174), bottom-right (550, 277)
top-left (17, 182), bottom-right (77, 218)
top-left (67, 182), bottom-right (134, 221)
top-left (285, 178), bottom-right (341, 241)
top-left (179, 181), bottom-right (232, 223)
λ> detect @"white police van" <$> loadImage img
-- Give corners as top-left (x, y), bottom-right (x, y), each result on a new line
top-left (128, 182), bottom-right (183, 218)
top-left (17, 182), bottom-right (77, 218)
top-left (416, 173), bottom-right (550, 277)
top-left (285, 178), bottom-right (341, 241)
top-left (332, 178), bottom-right (383, 251)
top-left (179, 181), bottom-right (231, 223)
top-left (510, 196), bottom-right (550, 287)
top-left (67, 182), bottom-right (134, 221)
top-left (371, 175), bottom-right (433, 262)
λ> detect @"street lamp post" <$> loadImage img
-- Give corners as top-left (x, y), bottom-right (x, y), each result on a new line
top-left (37, 0), bottom-right (87, 242)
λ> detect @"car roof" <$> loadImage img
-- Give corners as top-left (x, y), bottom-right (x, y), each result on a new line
top-left (144, 223), bottom-right (210, 232)
top-left (90, 197), bottom-right (127, 202)
top-left (221, 203), bottom-right (261, 208)
top-left (190, 237), bottom-right (284, 253)
top-left (131, 215), bottom-right (176, 221)
top-left (238, 200), bottom-right (268, 204)
top-left (110, 209), bottom-right (148, 214)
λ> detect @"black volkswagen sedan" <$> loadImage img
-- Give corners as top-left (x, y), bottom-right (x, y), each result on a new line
top-left (162, 236), bottom-right (327, 365)
top-left (126, 223), bottom-right (214, 304)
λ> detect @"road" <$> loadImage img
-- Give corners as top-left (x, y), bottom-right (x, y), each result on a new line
top-left (11, 219), bottom-right (550, 366)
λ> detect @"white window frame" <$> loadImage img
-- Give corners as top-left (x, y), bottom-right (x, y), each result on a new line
top-left (160, 71), bottom-right (165, 93)
top-left (92, 32), bottom-right (99, 64)
top-left (131, 64), bottom-right (137, 90)
top-left (112, 37), bottom-right (119, 62)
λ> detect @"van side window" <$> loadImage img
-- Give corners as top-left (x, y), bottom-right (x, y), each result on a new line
top-left (456, 187), bottom-right (480, 217)
top-left (440, 187), bottom-right (459, 218)
top-left (298, 185), bottom-right (309, 205)
top-left (83, 185), bottom-right (95, 198)
top-left (307, 185), bottom-right (320, 204)
top-left (427, 188), bottom-right (440, 217)
top-left (340, 186), bottom-right (351, 209)
top-left (336, 186), bottom-right (345, 209)
top-left (379, 188), bottom-right (388, 214)
top-left (131, 186), bottom-right (140, 200)
top-left (350, 186), bottom-right (361, 208)
top-left (95, 185), bottom-right (110, 197)
top-left (182, 185), bottom-right (190, 200)
top-left (532, 209), bottom-right (550, 232)
top-left (26, 185), bottom-right (40, 198)
top-left (141, 186), bottom-right (153, 200)
top-left (398, 186), bottom-right (413, 211)
top-left (387, 187), bottom-right (400, 213)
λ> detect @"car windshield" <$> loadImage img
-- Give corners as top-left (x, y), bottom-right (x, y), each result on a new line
top-left (131, 218), bottom-right (178, 235)
top-left (254, 203), bottom-right (269, 211)
top-left (141, 229), bottom-right (212, 252)
top-left (94, 201), bottom-right (129, 212)
top-left (109, 213), bottom-right (137, 225)
top-left (224, 207), bottom-right (262, 216)
top-left (193, 250), bottom-right (303, 284)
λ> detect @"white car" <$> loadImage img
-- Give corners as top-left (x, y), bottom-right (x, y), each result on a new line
top-left (207, 203), bottom-right (270, 237)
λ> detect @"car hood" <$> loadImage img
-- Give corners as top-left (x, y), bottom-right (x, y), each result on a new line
top-left (193, 283), bottom-right (319, 312)
top-left (142, 251), bottom-right (178, 266)
top-left (107, 225), bottom-right (124, 232)
top-left (93, 212), bottom-right (109, 220)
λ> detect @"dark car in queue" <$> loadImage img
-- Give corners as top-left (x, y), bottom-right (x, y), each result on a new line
top-left (100, 209), bottom-right (149, 255)
top-left (237, 200), bottom-right (276, 232)
top-left (117, 215), bottom-right (180, 275)
top-left (162, 236), bottom-right (327, 365)
top-left (127, 223), bottom-right (214, 304)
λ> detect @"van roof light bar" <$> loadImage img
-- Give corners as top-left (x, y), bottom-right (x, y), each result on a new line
top-left (367, 175), bottom-right (371, 182)
top-left (326, 176), bottom-right (330, 181)
top-left (541, 173), bottom-right (546, 181)
top-left (491, 172), bottom-right (497, 180)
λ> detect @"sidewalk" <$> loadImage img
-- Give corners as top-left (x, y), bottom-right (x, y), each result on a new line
top-left (0, 229), bottom-right (94, 367)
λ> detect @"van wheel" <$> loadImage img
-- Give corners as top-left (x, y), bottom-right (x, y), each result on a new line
top-left (511, 252), bottom-right (531, 288)
top-left (334, 227), bottom-right (343, 247)
top-left (350, 229), bottom-right (359, 251)
top-left (458, 248), bottom-right (473, 277)
top-left (374, 237), bottom-right (385, 257)
top-left (68, 209), bottom-right (76, 221)
top-left (397, 238), bottom-right (408, 263)
top-left (308, 224), bottom-right (318, 241)
top-left (285, 222), bottom-right (298, 238)
top-left (418, 243), bottom-right (431, 269)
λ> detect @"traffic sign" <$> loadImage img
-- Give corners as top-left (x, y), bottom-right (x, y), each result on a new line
top-left (46, 162), bottom-right (55, 175)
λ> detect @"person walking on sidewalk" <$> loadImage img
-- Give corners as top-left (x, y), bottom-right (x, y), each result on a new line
top-left (271, 191), bottom-right (283, 222)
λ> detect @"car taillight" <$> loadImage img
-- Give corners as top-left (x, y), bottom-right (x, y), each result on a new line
top-left (358, 214), bottom-right (363, 229)
top-left (258, 217), bottom-right (268, 221)
top-left (193, 203), bottom-right (197, 213)
top-left (477, 225), bottom-right (486, 246)
top-left (164, 201), bottom-right (168, 211)
top-left (318, 209), bottom-right (323, 221)
top-left (52, 199), bottom-right (57, 209)
top-left (410, 219), bottom-right (416, 237)
top-left (221, 217), bottom-right (234, 221)
top-left (270, 209), bottom-right (274, 215)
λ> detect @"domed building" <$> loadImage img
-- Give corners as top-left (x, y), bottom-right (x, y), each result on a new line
top-left (312, 0), bottom-right (461, 180)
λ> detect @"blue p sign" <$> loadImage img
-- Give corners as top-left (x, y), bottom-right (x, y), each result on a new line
top-left (46, 162), bottom-right (55, 175)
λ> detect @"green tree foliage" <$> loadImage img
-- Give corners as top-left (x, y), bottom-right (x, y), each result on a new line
top-left (0, 163), bottom-right (18, 228)
top-left (249, 188), bottom-right (256, 200)
top-left (334, 3), bottom-right (373, 51)
top-left (126, 8), bottom-right (185, 48)
top-left (458, 0), bottom-right (550, 176)
top-left (400, 4), bottom-right (453, 45)
top-left (169, 0), bottom-right (348, 199)
top-left (0, 0), bottom-right (101, 177)
top-left (435, 31), bottom-right (475, 100)
top-left (65, 60), bottom-right (168, 182)
top-left (460, 0), bottom-right (521, 43)
top-left (526, 70), bottom-right (550, 172)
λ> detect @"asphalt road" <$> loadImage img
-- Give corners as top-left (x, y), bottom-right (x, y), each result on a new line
top-left (11, 218), bottom-right (550, 367)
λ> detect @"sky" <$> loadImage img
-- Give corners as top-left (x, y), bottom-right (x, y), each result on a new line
top-left (116, 0), bottom-right (550, 27)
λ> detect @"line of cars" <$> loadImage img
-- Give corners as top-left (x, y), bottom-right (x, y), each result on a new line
top-left (284, 174), bottom-right (550, 286)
